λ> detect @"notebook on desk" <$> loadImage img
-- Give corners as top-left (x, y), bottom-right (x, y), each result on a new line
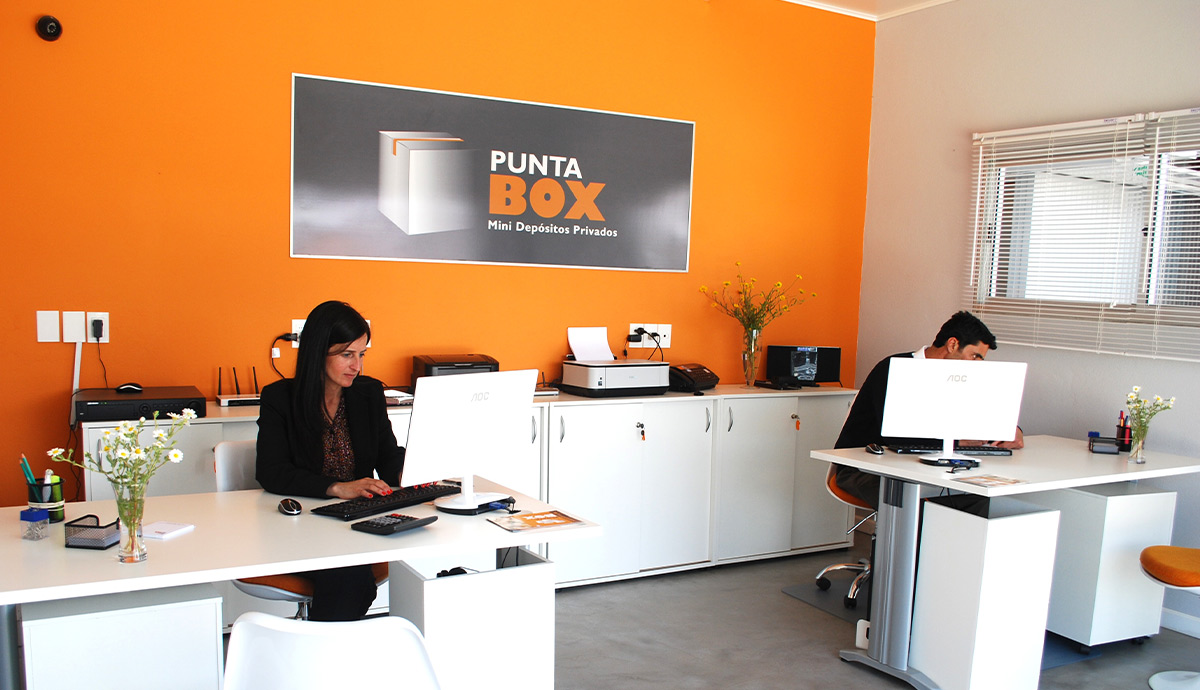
top-left (887, 442), bottom-right (1012, 457)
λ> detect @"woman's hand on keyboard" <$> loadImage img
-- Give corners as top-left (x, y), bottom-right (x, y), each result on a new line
top-left (326, 478), bottom-right (394, 500)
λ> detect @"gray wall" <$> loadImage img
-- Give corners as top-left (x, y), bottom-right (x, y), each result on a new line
top-left (863, 0), bottom-right (1200, 626)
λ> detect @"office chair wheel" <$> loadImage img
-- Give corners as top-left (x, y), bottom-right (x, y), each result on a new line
top-left (816, 576), bottom-right (832, 591)
top-left (844, 596), bottom-right (857, 609)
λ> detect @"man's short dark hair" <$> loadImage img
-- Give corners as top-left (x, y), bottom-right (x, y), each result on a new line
top-left (932, 311), bottom-right (997, 350)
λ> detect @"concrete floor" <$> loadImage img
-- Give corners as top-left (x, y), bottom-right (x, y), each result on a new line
top-left (555, 547), bottom-right (1199, 689)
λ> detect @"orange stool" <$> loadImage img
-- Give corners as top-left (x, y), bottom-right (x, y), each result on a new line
top-left (1140, 546), bottom-right (1200, 689)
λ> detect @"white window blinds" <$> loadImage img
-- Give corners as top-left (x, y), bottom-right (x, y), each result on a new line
top-left (966, 107), bottom-right (1200, 360)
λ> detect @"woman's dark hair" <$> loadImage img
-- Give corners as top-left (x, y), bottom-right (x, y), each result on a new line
top-left (931, 310), bottom-right (997, 350)
top-left (293, 300), bottom-right (371, 438)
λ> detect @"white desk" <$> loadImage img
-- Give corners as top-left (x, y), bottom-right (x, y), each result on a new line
top-left (811, 435), bottom-right (1200, 690)
top-left (0, 479), bottom-right (597, 688)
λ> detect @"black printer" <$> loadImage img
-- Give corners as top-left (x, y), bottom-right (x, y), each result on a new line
top-left (411, 354), bottom-right (500, 388)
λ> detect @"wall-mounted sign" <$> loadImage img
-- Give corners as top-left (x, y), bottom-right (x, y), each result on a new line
top-left (292, 74), bottom-right (694, 271)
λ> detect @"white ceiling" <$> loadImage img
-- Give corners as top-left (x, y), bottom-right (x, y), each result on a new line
top-left (782, 0), bottom-right (957, 21)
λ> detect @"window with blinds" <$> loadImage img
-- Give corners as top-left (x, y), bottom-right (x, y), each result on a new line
top-left (966, 107), bottom-right (1200, 360)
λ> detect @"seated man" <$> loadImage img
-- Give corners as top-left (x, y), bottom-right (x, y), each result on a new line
top-left (833, 311), bottom-right (1024, 508)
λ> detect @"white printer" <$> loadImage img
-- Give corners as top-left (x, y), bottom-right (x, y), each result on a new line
top-left (560, 359), bottom-right (670, 398)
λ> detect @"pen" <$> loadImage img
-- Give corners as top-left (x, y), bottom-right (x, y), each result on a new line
top-left (43, 469), bottom-right (53, 502)
top-left (20, 455), bottom-right (37, 485)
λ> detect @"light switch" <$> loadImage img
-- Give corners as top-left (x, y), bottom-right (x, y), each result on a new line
top-left (62, 311), bottom-right (86, 343)
top-left (36, 309), bottom-right (60, 343)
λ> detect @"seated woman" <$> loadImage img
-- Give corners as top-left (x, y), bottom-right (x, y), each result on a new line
top-left (256, 300), bottom-right (404, 621)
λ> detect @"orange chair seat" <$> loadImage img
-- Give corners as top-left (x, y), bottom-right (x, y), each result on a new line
top-left (237, 563), bottom-right (389, 598)
top-left (1141, 545), bottom-right (1200, 588)
top-left (827, 467), bottom-right (873, 511)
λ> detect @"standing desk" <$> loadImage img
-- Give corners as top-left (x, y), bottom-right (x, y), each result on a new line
top-left (811, 435), bottom-right (1200, 690)
top-left (0, 479), bottom-right (597, 689)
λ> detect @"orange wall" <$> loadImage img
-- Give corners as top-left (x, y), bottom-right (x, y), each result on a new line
top-left (0, 0), bottom-right (873, 506)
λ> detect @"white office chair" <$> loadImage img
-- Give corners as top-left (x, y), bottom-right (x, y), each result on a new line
top-left (213, 440), bottom-right (388, 619)
top-left (223, 611), bottom-right (441, 690)
top-left (1140, 545), bottom-right (1200, 690)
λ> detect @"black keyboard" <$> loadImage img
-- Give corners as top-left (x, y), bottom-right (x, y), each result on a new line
top-left (311, 482), bottom-right (460, 521)
top-left (887, 444), bottom-right (1012, 457)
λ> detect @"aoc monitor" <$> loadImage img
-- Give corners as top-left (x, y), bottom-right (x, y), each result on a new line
top-left (880, 358), bottom-right (1027, 461)
top-left (400, 368), bottom-right (538, 514)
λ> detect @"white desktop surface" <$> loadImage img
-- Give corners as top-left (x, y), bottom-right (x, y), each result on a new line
top-left (0, 478), bottom-right (598, 607)
top-left (812, 434), bottom-right (1200, 497)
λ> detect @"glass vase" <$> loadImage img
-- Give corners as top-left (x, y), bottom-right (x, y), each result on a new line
top-left (741, 328), bottom-right (762, 387)
top-left (111, 480), bottom-right (148, 562)
top-left (1129, 423), bottom-right (1148, 464)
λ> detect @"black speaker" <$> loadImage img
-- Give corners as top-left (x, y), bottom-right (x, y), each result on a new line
top-left (764, 346), bottom-right (841, 387)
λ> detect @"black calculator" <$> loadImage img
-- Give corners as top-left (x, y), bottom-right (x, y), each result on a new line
top-left (350, 513), bottom-right (438, 535)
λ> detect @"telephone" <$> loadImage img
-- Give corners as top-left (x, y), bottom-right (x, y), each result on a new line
top-left (668, 363), bottom-right (719, 392)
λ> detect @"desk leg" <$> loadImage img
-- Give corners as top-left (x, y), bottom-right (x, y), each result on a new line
top-left (838, 477), bottom-right (937, 690)
top-left (1, 604), bottom-right (18, 690)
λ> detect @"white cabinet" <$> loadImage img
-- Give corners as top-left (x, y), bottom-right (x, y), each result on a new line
top-left (791, 395), bottom-right (855, 549)
top-left (547, 403), bottom-right (644, 583)
top-left (910, 497), bottom-right (1060, 690)
top-left (21, 584), bottom-right (223, 690)
top-left (547, 399), bottom-right (715, 583)
top-left (714, 396), bottom-right (798, 560)
top-left (640, 399), bottom-right (714, 570)
top-left (714, 392), bottom-right (855, 562)
top-left (1021, 484), bottom-right (1176, 648)
top-left (81, 419), bottom-right (238, 500)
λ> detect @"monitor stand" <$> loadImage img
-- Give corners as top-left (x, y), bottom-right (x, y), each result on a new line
top-left (918, 438), bottom-right (977, 464)
top-left (434, 474), bottom-right (512, 515)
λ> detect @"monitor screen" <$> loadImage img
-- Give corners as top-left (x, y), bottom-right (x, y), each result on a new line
top-left (400, 368), bottom-right (538, 513)
top-left (880, 358), bottom-right (1027, 460)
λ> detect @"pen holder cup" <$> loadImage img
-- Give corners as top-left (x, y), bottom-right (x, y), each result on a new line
top-left (1115, 424), bottom-right (1132, 452)
top-left (28, 478), bottom-right (65, 523)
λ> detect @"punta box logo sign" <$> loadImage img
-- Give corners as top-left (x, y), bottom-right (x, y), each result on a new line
top-left (293, 75), bottom-right (693, 271)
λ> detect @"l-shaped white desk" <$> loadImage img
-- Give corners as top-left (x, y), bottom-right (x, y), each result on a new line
top-left (0, 479), bottom-right (597, 689)
top-left (812, 435), bottom-right (1200, 690)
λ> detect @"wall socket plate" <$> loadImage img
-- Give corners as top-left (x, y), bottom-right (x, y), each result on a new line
top-left (86, 311), bottom-right (110, 344)
top-left (291, 319), bottom-right (305, 348)
top-left (628, 323), bottom-right (670, 349)
top-left (658, 324), bottom-right (672, 349)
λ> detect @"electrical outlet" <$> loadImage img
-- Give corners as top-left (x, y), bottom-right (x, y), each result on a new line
top-left (658, 324), bottom-right (672, 349)
top-left (642, 324), bottom-right (660, 350)
top-left (628, 323), bottom-right (645, 348)
top-left (291, 319), bottom-right (305, 348)
top-left (86, 311), bottom-right (110, 344)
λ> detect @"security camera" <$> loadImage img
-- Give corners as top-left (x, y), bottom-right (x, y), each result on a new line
top-left (36, 15), bottom-right (62, 41)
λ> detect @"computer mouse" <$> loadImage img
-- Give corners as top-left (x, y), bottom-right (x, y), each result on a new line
top-left (278, 498), bottom-right (302, 515)
top-left (115, 382), bottom-right (143, 394)
top-left (865, 443), bottom-right (885, 455)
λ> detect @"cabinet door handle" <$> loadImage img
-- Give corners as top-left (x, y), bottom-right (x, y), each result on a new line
top-left (559, 415), bottom-right (565, 443)
top-left (531, 415), bottom-right (538, 443)
top-left (791, 413), bottom-right (801, 430)
top-left (727, 408), bottom-right (734, 432)
top-left (705, 407), bottom-right (711, 433)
